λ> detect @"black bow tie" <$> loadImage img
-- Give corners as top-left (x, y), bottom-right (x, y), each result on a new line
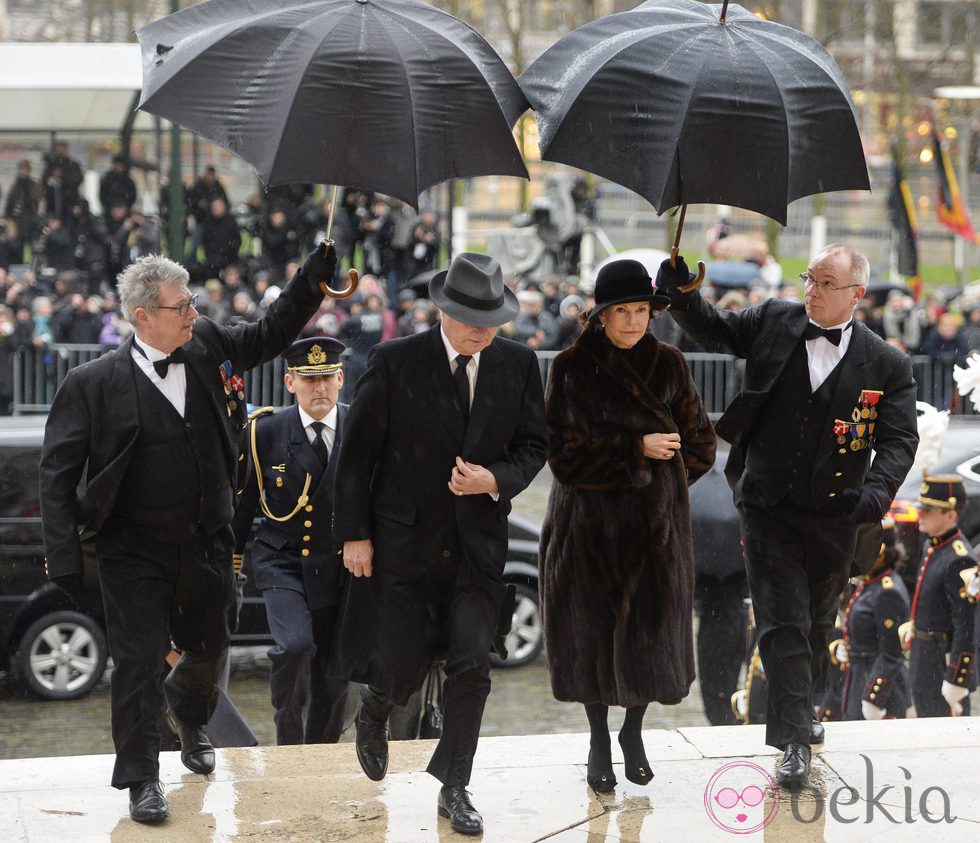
top-left (803, 323), bottom-right (845, 346)
top-left (136, 342), bottom-right (187, 378)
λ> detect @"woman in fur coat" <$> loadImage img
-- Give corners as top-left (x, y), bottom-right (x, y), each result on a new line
top-left (540, 258), bottom-right (716, 793)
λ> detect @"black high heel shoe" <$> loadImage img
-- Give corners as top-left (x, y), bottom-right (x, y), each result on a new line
top-left (587, 748), bottom-right (617, 793)
top-left (618, 730), bottom-right (654, 786)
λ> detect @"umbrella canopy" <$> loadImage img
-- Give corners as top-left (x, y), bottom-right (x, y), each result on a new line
top-left (137, 0), bottom-right (529, 209)
top-left (519, 0), bottom-right (869, 225)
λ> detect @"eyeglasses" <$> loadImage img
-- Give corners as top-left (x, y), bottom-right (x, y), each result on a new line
top-left (155, 293), bottom-right (199, 316)
top-left (714, 785), bottom-right (766, 809)
top-left (799, 273), bottom-right (861, 292)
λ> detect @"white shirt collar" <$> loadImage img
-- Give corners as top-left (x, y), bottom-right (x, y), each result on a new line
top-left (133, 337), bottom-right (171, 361)
top-left (806, 318), bottom-right (853, 332)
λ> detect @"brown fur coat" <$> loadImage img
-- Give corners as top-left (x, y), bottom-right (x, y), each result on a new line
top-left (540, 327), bottom-right (716, 706)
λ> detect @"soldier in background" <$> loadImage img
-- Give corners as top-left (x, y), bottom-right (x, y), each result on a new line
top-left (905, 475), bottom-right (976, 717)
top-left (840, 517), bottom-right (910, 720)
top-left (233, 337), bottom-right (350, 744)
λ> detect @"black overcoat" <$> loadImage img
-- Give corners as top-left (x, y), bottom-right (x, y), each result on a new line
top-left (540, 328), bottom-right (716, 707)
top-left (332, 325), bottom-right (548, 705)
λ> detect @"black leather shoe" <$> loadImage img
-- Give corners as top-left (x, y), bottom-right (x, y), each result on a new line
top-left (586, 748), bottom-right (617, 793)
top-left (775, 743), bottom-right (811, 789)
top-left (438, 785), bottom-right (483, 835)
top-left (810, 718), bottom-right (825, 745)
top-left (129, 779), bottom-right (168, 823)
top-left (172, 716), bottom-right (215, 775)
top-left (355, 707), bottom-right (389, 781)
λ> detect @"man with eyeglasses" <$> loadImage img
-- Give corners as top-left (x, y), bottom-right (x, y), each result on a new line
top-left (657, 243), bottom-right (917, 789)
top-left (39, 246), bottom-right (337, 823)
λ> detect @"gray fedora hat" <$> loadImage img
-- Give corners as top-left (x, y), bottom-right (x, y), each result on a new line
top-left (429, 252), bottom-right (519, 328)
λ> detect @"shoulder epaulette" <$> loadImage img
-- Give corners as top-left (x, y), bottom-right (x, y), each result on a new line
top-left (248, 406), bottom-right (275, 421)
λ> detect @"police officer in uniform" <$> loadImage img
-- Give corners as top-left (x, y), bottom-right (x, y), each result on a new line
top-left (840, 517), bottom-right (911, 720)
top-left (233, 337), bottom-right (350, 744)
top-left (905, 475), bottom-right (977, 717)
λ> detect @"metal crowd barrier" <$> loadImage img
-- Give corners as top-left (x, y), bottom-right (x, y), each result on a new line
top-left (10, 344), bottom-right (978, 419)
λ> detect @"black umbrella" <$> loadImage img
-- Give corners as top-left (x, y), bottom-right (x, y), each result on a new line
top-left (519, 0), bottom-right (869, 280)
top-left (136, 0), bottom-right (529, 213)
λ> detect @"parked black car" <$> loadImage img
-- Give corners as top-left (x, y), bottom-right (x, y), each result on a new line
top-left (0, 416), bottom-right (543, 701)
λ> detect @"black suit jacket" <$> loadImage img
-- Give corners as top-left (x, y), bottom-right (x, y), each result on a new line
top-left (332, 325), bottom-right (548, 699)
top-left (40, 267), bottom-right (324, 580)
top-left (669, 296), bottom-right (918, 514)
top-left (232, 403), bottom-right (348, 609)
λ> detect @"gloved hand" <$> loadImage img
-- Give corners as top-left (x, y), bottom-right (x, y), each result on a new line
top-left (941, 679), bottom-right (969, 715)
top-left (299, 240), bottom-right (339, 288)
top-left (839, 486), bottom-right (884, 524)
top-left (861, 700), bottom-right (886, 721)
top-left (53, 573), bottom-right (86, 607)
top-left (655, 256), bottom-right (696, 296)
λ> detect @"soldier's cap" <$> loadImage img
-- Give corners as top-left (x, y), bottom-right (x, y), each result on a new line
top-left (918, 473), bottom-right (966, 511)
top-left (284, 336), bottom-right (346, 376)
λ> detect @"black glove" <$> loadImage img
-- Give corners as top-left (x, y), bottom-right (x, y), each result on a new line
top-left (839, 487), bottom-right (885, 525)
top-left (53, 573), bottom-right (86, 606)
top-left (655, 256), bottom-right (697, 295)
top-left (299, 240), bottom-right (339, 288)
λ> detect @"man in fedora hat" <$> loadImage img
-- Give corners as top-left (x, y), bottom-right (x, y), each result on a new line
top-left (334, 252), bottom-right (548, 834)
top-left (232, 337), bottom-right (350, 746)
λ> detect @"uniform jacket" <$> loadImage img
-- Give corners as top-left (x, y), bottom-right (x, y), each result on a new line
top-left (842, 568), bottom-right (910, 717)
top-left (232, 403), bottom-right (348, 610)
top-left (669, 295), bottom-right (919, 514)
top-left (540, 328), bottom-right (716, 706)
top-left (39, 267), bottom-right (324, 579)
top-left (332, 325), bottom-right (548, 702)
top-left (910, 530), bottom-right (977, 691)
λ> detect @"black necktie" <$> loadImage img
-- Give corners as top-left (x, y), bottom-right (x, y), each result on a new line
top-left (309, 421), bottom-right (329, 467)
top-left (803, 323), bottom-right (843, 346)
top-left (135, 342), bottom-right (187, 378)
top-left (453, 355), bottom-right (472, 423)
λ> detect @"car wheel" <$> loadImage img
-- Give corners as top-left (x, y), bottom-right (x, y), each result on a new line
top-left (14, 610), bottom-right (109, 700)
top-left (492, 583), bottom-right (543, 668)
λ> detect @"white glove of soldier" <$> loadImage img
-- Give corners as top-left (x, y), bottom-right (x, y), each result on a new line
top-left (941, 680), bottom-right (969, 715)
top-left (835, 642), bottom-right (849, 664)
top-left (861, 700), bottom-right (887, 721)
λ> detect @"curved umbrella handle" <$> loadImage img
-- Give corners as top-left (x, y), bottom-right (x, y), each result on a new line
top-left (670, 246), bottom-right (706, 294)
top-left (320, 268), bottom-right (359, 300)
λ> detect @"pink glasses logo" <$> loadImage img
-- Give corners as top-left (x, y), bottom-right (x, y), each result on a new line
top-left (704, 761), bottom-right (780, 834)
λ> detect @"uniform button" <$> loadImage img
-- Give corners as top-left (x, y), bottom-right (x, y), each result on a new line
top-left (965, 656), bottom-right (972, 663)
top-left (301, 549), bottom-right (310, 557)
top-left (303, 535), bottom-right (311, 542)
top-left (304, 520), bottom-right (312, 528)
top-left (828, 492), bottom-right (836, 497)
top-left (839, 448), bottom-right (846, 454)
top-left (834, 472), bottom-right (842, 477)
top-left (442, 550), bottom-right (451, 558)
top-left (185, 422), bottom-right (192, 429)
top-left (305, 505), bottom-right (313, 512)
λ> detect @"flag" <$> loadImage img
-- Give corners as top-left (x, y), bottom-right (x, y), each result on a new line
top-left (888, 145), bottom-right (920, 299)
top-left (932, 130), bottom-right (978, 243)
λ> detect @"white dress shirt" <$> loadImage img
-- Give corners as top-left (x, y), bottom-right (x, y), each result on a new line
top-left (298, 403), bottom-right (338, 457)
top-left (804, 319), bottom-right (853, 391)
top-left (131, 339), bottom-right (187, 417)
top-left (440, 324), bottom-right (480, 408)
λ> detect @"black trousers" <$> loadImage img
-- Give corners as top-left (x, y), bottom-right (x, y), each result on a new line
top-left (262, 587), bottom-right (349, 745)
top-left (365, 556), bottom-right (498, 787)
top-left (695, 571), bottom-right (749, 726)
top-left (97, 519), bottom-right (236, 789)
top-left (738, 501), bottom-right (856, 749)
top-left (910, 638), bottom-right (971, 717)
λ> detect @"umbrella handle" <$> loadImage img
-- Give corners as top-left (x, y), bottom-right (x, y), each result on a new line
top-left (316, 239), bottom-right (360, 299)
top-left (671, 245), bottom-right (706, 294)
